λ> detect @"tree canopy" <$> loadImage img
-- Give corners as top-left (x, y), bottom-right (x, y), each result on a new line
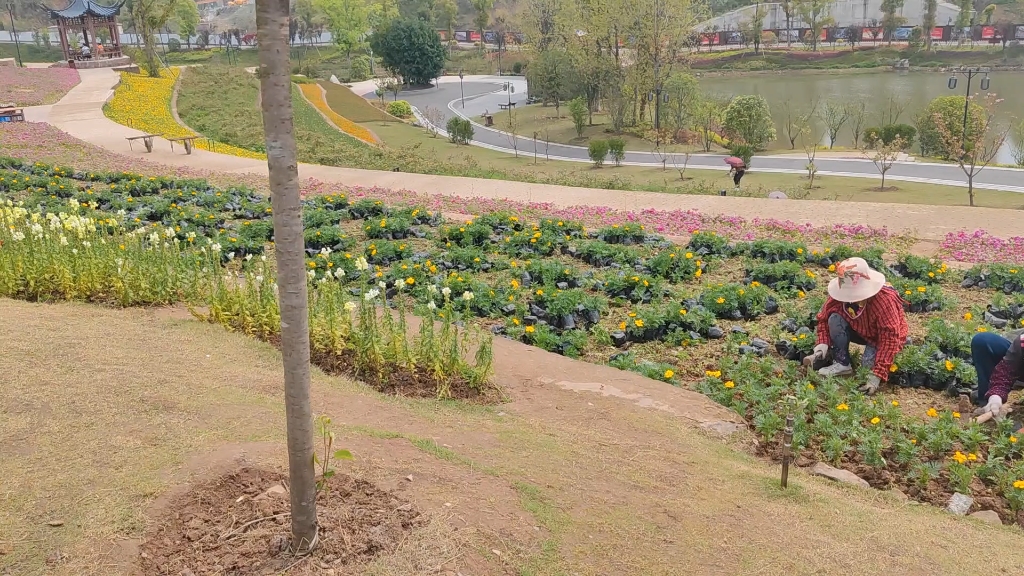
top-left (370, 18), bottom-right (446, 86)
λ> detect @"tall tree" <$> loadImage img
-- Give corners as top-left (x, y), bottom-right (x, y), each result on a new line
top-left (172, 0), bottom-right (199, 49)
top-left (747, 2), bottom-right (767, 54)
top-left (254, 0), bottom-right (318, 554)
top-left (127, 0), bottom-right (183, 76)
top-left (779, 0), bottom-right (794, 46)
top-left (471, 0), bottom-right (493, 49)
top-left (793, 0), bottom-right (833, 51)
top-left (398, 0), bottom-right (435, 21)
top-left (931, 93), bottom-right (1008, 206)
top-left (880, 0), bottom-right (906, 45)
top-left (434, 0), bottom-right (457, 46)
top-left (316, 0), bottom-right (369, 66)
top-left (368, 0), bottom-right (399, 32)
top-left (922, 0), bottom-right (937, 51)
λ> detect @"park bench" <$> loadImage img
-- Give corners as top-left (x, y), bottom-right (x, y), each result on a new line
top-left (0, 107), bottom-right (25, 123)
top-left (126, 134), bottom-right (162, 153)
top-left (498, 102), bottom-right (516, 111)
top-left (168, 135), bottom-right (199, 155)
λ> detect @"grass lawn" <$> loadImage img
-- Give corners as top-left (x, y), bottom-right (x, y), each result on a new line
top-left (4, 298), bottom-right (1024, 575)
top-left (481, 103), bottom-right (701, 153)
top-left (361, 118), bottom-right (1024, 209)
top-left (319, 80), bottom-right (391, 123)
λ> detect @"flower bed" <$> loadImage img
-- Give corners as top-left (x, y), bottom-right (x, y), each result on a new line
top-left (297, 83), bottom-right (378, 145)
top-left (104, 68), bottom-right (265, 160)
top-left (0, 67), bottom-right (79, 106)
top-left (3, 155), bottom-right (1024, 523)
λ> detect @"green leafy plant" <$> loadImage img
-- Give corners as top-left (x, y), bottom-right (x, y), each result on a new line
top-left (313, 415), bottom-right (354, 495)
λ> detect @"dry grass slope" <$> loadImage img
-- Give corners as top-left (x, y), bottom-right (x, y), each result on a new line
top-left (1, 299), bottom-right (1023, 575)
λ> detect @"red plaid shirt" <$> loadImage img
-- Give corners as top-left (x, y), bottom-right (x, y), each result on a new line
top-left (816, 286), bottom-right (909, 381)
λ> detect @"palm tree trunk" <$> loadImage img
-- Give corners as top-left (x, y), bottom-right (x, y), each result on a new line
top-left (254, 0), bottom-right (318, 553)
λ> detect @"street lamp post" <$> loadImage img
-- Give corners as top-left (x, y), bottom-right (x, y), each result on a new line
top-left (649, 88), bottom-right (668, 146)
top-left (505, 81), bottom-right (515, 122)
top-left (458, 69), bottom-right (465, 109)
top-left (947, 66), bottom-right (991, 147)
top-left (5, 3), bottom-right (23, 68)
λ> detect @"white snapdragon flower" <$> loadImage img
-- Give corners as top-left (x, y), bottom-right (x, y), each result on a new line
top-left (364, 288), bottom-right (380, 301)
top-left (462, 291), bottom-right (474, 301)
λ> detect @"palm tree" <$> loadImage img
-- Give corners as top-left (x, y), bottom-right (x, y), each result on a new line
top-left (254, 0), bottom-right (319, 554)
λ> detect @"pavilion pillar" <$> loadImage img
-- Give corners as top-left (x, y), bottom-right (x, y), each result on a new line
top-left (86, 16), bottom-right (96, 49)
top-left (58, 23), bottom-right (70, 60)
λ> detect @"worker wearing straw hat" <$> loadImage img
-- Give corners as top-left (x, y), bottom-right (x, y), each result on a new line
top-left (803, 257), bottom-right (909, 395)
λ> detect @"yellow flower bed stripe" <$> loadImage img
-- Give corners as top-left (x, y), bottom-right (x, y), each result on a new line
top-left (298, 83), bottom-right (378, 146)
top-left (105, 68), bottom-right (265, 160)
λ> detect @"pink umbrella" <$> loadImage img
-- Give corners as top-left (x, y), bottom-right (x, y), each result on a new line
top-left (724, 156), bottom-right (745, 168)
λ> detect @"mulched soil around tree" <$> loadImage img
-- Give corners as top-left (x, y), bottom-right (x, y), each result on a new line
top-left (138, 467), bottom-right (423, 575)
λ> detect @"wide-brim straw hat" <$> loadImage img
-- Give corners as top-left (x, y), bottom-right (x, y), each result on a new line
top-left (827, 257), bottom-right (886, 303)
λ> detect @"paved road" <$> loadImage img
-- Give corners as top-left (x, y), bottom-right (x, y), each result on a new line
top-left (368, 76), bottom-right (1024, 194)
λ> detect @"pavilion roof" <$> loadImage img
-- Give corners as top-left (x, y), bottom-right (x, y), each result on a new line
top-left (46, 0), bottom-right (125, 19)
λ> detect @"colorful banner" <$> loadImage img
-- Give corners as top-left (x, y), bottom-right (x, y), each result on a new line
top-left (862, 28), bottom-right (882, 40)
top-left (931, 27), bottom-right (943, 40)
top-left (981, 26), bottom-right (995, 39)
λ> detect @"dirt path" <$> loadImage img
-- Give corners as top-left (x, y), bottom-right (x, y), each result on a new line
top-left (3, 299), bottom-right (1023, 576)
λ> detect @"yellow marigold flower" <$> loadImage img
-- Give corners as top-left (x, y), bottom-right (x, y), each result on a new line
top-left (828, 264), bottom-right (836, 272)
top-left (619, 321), bottom-right (626, 330)
top-left (679, 309), bottom-right (687, 315)
top-left (928, 272), bottom-right (935, 278)
top-left (405, 277), bottom-right (415, 285)
top-left (978, 326), bottom-right (988, 332)
top-left (750, 281), bottom-right (761, 287)
top-left (664, 369), bottom-right (675, 379)
top-left (870, 417), bottom-right (881, 425)
top-left (685, 252), bottom-right (693, 259)
top-left (953, 411), bottom-right (961, 419)
top-left (927, 407), bottom-right (938, 417)
top-left (910, 439), bottom-right (916, 444)
top-left (634, 319), bottom-right (644, 327)
top-left (797, 291), bottom-right (806, 298)
top-left (796, 248), bottom-right (804, 254)
top-left (968, 453), bottom-right (978, 461)
top-left (513, 318), bottom-right (520, 325)
top-left (705, 370), bottom-right (721, 378)
top-left (309, 261), bottom-right (317, 268)
top-left (806, 383), bottom-right (815, 390)
top-left (905, 290), bottom-right (912, 295)
top-left (964, 312), bottom-right (973, 320)
top-left (951, 451), bottom-right (968, 464)
top-left (716, 297), bottom-right (726, 304)
top-left (890, 364), bottom-right (898, 372)
top-left (536, 289), bottom-right (544, 296)
top-left (891, 400), bottom-right (899, 407)
top-left (724, 380), bottom-right (735, 388)
top-left (836, 403), bottom-right (849, 411)
top-left (695, 269), bottom-right (703, 278)
top-left (525, 325), bottom-right (535, 333)
top-left (945, 360), bottom-right (954, 371)
top-left (1011, 436), bottom-right (1018, 443)
top-left (1014, 480), bottom-right (1024, 489)
top-left (917, 286), bottom-right (926, 293)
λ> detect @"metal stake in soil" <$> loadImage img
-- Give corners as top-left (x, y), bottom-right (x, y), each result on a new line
top-left (781, 413), bottom-right (794, 488)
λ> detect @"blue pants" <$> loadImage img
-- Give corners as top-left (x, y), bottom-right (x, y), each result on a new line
top-left (971, 332), bottom-right (1011, 404)
top-left (828, 313), bottom-right (876, 369)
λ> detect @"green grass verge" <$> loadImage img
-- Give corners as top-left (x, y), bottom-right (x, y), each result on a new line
top-left (0, 44), bottom-right (65, 63)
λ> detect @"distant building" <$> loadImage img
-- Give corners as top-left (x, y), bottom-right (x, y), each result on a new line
top-left (698, 0), bottom-right (964, 31)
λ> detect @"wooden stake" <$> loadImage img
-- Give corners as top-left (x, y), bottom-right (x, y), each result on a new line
top-left (781, 414), bottom-right (794, 489)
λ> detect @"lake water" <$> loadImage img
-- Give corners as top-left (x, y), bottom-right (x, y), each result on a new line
top-left (700, 70), bottom-right (1024, 163)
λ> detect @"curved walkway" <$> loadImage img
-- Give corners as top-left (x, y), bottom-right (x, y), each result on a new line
top-left (356, 75), bottom-right (1024, 195)
top-left (43, 69), bottom-right (1024, 243)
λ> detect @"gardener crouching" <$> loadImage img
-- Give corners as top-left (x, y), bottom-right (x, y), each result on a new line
top-left (803, 257), bottom-right (909, 395)
top-left (970, 331), bottom-right (1022, 419)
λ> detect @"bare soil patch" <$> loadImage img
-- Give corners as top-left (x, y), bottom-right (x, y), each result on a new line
top-left (139, 467), bottom-right (422, 575)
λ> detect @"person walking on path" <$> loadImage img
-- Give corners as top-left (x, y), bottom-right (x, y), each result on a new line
top-left (971, 330), bottom-right (1023, 418)
top-left (803, 257), bottom-right (909, 395)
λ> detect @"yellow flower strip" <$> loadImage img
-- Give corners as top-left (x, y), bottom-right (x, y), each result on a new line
top-left (297, 83), bottom-right (378, 146)
top-left (105, 69), bottom-right (265, 160)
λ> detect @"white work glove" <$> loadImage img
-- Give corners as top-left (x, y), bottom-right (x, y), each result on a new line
top-left (803, 343), bottom-right (829, 367)
top-left (973, 395), bottom-right (1004, 420)
top-left (858, 374), bottom-right (881, 395)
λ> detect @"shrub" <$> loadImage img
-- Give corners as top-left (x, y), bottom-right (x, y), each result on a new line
top-left (168, 38), bottom-right (181, 53)
top-left (916, 95), bottom-right (984, 157)
top-left (512, 61), bottom-right (523, 74)
top-left (350, 55), bottom-right (371, 81)
top-left (386, 100), bottom-right (413, 118)
top-left (588, 139), bottom-right (609, 167)
top-left (446, 117), bottom-right (473, 145)
top-left (607, 137), bottom-right (626, 166)
top-left (881, 124), bottom-right (916, 149)
top-left (722, 94), bottom-right (775, 150)
top-left (568, 96), bottom-right (587, 138)
top-left (727, 143), bottom-right (754, 167)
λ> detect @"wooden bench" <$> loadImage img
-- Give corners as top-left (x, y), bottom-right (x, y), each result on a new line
top-left (0, 108), bottom-right (25, 123)
top-left (126, 134), bottom-right (162, 153)
top-left (497, 102), bottom-right (516, 111)
top-left (168, 135), bottom-right (199, 155)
